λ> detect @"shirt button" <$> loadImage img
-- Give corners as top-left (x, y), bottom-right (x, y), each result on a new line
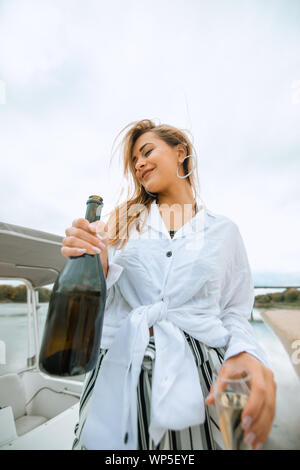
top-left (166, 251), bottom-right (172, 257)
top-left (124, 432), bottom-right (129, 444)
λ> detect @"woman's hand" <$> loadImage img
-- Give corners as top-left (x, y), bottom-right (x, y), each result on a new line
top-left (61, 218), bottom-right (109, 258)
top-left (205, 352), bottom-right (277, 450)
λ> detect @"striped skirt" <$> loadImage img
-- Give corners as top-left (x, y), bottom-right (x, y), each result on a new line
top-left (72, 332), bottom-right (227, 450)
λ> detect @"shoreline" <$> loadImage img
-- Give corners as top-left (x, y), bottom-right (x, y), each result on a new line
top-left (254, 303), bottom-right (300, 309)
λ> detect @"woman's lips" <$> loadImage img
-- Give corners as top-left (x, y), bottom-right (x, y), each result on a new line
top-left (143, 168), bottom-right (155, 180)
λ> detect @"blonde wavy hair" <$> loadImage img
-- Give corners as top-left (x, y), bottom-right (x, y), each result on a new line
top-left (105, 119), bottom-right (201, 249)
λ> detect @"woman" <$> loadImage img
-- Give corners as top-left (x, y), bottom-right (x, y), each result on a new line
top-left (62, 119), bottom-right (276, 451)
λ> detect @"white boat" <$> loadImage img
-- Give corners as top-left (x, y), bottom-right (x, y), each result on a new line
top-left (0, 222), bottom-right (83, 450)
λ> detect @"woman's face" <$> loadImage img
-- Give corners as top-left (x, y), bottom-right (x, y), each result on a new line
top-left (132, 131), bottom-right (184, 194)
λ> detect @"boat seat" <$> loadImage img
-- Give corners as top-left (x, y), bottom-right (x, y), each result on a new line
top-left (0, 373), bottom-right (47, 436)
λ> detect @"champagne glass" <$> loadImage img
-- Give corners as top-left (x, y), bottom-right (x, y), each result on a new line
top-left (212, 363), bottom-right (251, 450)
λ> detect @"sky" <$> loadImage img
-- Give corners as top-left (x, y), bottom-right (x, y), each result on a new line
top-left (0, 0), bottom-right (300, 281)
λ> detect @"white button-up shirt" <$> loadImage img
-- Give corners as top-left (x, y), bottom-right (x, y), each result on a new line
top-left (81, 198), bottom-right (270, 450)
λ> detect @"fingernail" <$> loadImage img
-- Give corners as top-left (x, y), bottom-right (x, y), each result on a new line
top-left (242, 415), bottom-right (252, 430)
top-left (244, 432), bottom-right (256, 446)
top-left (92, 246), bottom-right (101, 253)
top-left (76, 248), bottom-right (86, 253)
top-left (254, 442), bottom-right (263, 450)
top-left (89, 224), bottom-right (97, 231)
top-left (98, 241), bottom-right (105, 249)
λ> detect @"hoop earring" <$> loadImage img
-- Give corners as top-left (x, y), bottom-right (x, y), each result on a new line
top-left (176, 154), bottom-right (196, 179)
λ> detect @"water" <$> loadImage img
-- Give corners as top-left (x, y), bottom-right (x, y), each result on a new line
top-left (0, 302), bottom-right (49, 375)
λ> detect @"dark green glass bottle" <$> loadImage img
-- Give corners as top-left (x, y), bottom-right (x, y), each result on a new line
top-left (39, 195), bottom-right (107, 376)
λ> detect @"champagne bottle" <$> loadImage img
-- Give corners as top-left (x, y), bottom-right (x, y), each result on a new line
top-left (39, 195), bottom-right (107, 376)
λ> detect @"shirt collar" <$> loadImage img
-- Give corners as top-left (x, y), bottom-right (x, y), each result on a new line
top-left (141, 195), bottom-right (208, 238)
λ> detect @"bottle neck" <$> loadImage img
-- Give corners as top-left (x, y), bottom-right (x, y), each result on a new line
top-left (85, 201), bottom-right (103, 223)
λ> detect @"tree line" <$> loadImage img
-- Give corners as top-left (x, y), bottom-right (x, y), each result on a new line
top-left (1, 284), bottom-right (299, 306)
top-left (254, 288), bottom-right (300, 307)
top-left (0, 284), bottom-right (52, 302)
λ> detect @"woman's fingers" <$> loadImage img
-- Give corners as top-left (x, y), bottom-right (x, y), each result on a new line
top-left (89, 221), bottom-right (109, 248)
top-left (244, 389), bottom-right (275, 449)
top-left (61, 218), bottom-right (107, 258)
top-left (244, 395), bottom-right (274, 449)
top-left (61, 238), bottom-right (104, 257)
top-left (65, 226), bottom-right (104, 249)
top-left (71, 218), bottom-right (108, 242)
top-left (63, 231), bottom-right (106, 253)
top-left (241, 367), bottom-right (276, 449)
top-left (241, 370), bottom-right (266, 428)
top-left (61, 246), bottom-right (87, 257)
top-left (71, 217), bottom-right (90, 231)
top-left (206, 355), bottom-right (277, 450)
top-left (89, 219), bottom-right (108, 234)
top-left (244, 368), bottom-right (277, 448)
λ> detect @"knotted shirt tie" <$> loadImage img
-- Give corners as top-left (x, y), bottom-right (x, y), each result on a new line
top-left (81, 298), bottom-right (229, 449)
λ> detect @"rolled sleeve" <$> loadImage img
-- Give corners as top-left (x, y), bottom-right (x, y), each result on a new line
top-left (219, 224), bottom-right (271, 370)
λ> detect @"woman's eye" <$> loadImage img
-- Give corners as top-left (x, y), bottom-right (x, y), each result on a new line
top-left (133, 149), bottom-right (152, 165)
